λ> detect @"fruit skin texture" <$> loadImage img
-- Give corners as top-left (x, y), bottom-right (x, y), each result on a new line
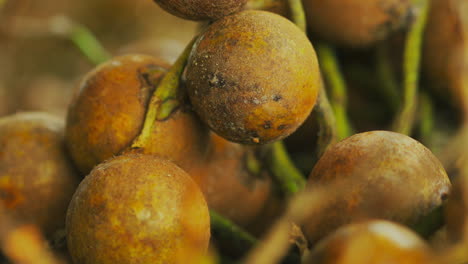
top-left (0, 112), bottom-right (80, 236)
top-left (303, 131), bottom-right (451, 244)
top-left (305, 220), bottom-right (431, 264)
top-left (186, 10), bottom-right (320, 145)
top-left (423, 0), bottom-right (468, 113)
top-left (153, 0), bottom-right (248, 21)
top-left (66, 154), bottom-right (210, 264)
top-left (303, 0), bottom-right (411, 47)
top-left (65, 54), bottom-right (209, 174)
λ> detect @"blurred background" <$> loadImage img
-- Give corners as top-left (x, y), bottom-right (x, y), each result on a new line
top-left (0, 0), bottom-right (198, 119)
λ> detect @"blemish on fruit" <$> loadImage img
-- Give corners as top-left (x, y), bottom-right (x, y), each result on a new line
top-left (272, 94), bottom-right (282, 101)
top-left (277, 124), bottom-right (288, 130)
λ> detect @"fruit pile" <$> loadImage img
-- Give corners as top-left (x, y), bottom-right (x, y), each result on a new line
top-left (1, 0), bottom-right (468, 263)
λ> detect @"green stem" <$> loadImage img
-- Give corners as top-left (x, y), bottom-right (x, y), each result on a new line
top-left (287, 0), bottom-right (307, 32)
top-left (210, 211), bottom-right (300, 263)
top-left (68, 23), bottom-right (111, 65)
top-left (267, 141), bottom-right (306, 197)
top-left (375, 44), bottom-right (400, 112)
top-left (131, 37), bottom-right (197, 149)
top-left (313, 86), bottom-right (338, 161)
top-left (316, 43), bottom-right (353, 140)
top-left (418, 92), bottom-right (434, 148)
top-left (392, 0), bottom-right (430, 134)
top-left (210, 210), bottom-right (257, 255)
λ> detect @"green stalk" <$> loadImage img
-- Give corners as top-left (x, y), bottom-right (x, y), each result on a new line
top-left (210, 210), bottom-right (257, 255)
top-left (131, 37), bottom-right (196, 149)
top-left (210, 211), bottom-right (300, 263)
top-left (287, 0), bottom-right (307, 32)
top-left (313, 86), bottom-right (338, 161)
top-left (376, 44), bottom-right (400, 112)
top-left (267, 141), bottom-right (306, 197)
top-left (68, 23), bottom-right (111, 65)
top-left (392, 0), bottom-right (430, 134)
top-left (418, 92), bottom-right (434, 148)
top-left (316, 43), bottom-right (353, 140)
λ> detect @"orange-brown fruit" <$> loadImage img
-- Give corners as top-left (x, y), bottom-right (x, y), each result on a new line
top-left (303, 131), bottom-right (451, 244)
top-left (153, 0), bottom-right (248, 21)
top-left (302, 0), bottom-right (412, 47)
top-left (189, 133), bottom-right (282, 235)
top-left (66, 153), bottom-right (210, 264)
top-left (305, 220), bottom-right (432, 264)
top-left (65, 54), bottom-right (209, 174)
top-left (0, 112), bottom-right (80, 237)
top-left (245, 0), bottom-right (290, 18)
top-left (186, 10), bottom-right (320, 145)
top-left (423, 0), bottom-right (468, 114)
top-left (444, 170), bottom-right (468, 242)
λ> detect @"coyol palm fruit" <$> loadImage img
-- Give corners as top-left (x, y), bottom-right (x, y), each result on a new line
top-left (303, 131), bottom-right (451, 244)
top-left (189, 133), bottom-right (282, 235)
top-left (66, 154), bottom-right (210, 264)
top-left (245, 0), bottom-right (290, 18)
top-left (302, 0), bottom-right (412, 47)
top-left (444, 170), bottom-right (468, 242)
top-left (305, 220), bottom-right (432, 264)
top-left (0, 112), bottom-right (80, 237)
top-left (423, 0), bottom-right (468, 114)
top-left (153, 0), bottom-right (248, 21)
top-left (66, 54), bottom-right (209, 174)
top-left (186, 10), bottom-right (320, 145)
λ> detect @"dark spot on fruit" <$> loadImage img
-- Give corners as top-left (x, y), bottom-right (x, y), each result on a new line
top-left (208, 73), bottom-right (226, 88)
top-left (0, 185), bottom-right (24, 209)
top-left (263, 121), bottom-right (272, 129)
top-left (440, 192), bottom-right (448, 201)
top-left (227, 38), bottom-right (239, 46)
top-left (277, 124), bottom-right (288, 130)
top-left (273, 94), bottom-right (282, 101)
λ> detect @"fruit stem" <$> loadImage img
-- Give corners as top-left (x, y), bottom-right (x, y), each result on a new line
top-left (287, 0), bottom-right (307, 32)
top-left (392, 0), bottom-right (430, 134)
top-left (313, 86), bottom-right (338, 161)
top-left (66, 19), bottom-right (111, 65)
top-left (210, 210), bottom-right (300, 263)
top-left (131, 37), bottom-right (197, 149)
top-left (418, 92), bottom-right (434, 149)
top-left (267, 141), bottom-right (306, 196)
top-left (5, 15), bottom-right (111, 65)
top-left (316, 43), bottom-right (354, 140)
top-left (376, 44), bottom-right (400, 112)
top-left (210, 210), bottom-right (256, 254)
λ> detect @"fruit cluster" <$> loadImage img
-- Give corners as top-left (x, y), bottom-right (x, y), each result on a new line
top-left (1, 0), bottom-right (468, 263)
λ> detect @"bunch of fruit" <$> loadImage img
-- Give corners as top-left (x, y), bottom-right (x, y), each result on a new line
top-left (1, 0), bottom-right (468, 263)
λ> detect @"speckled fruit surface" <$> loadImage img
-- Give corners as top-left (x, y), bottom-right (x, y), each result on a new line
top-left (0, 112), bottom-right (80, 237)
top-left (186, 10), bottom-right (320, 145)
top-left (303, 131), bottom-right (451, 244)
top-left (66, 153), bottom-right (210, 264)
